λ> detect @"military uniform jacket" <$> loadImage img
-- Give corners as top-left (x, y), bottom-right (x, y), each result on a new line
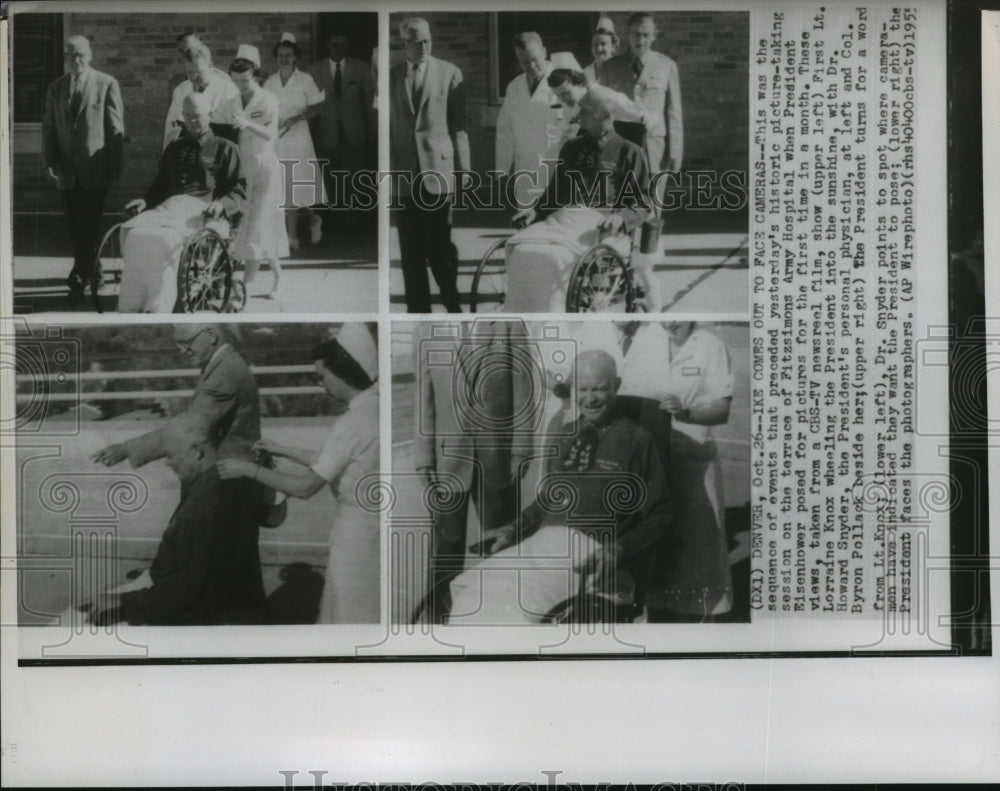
top-left (143, 132), bottom-right (246, 215)
top-left (534, 130), bottom-right (651, 231)
top-left (521, 412), bottom-right (672, 560)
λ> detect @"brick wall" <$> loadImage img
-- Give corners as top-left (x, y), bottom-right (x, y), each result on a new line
top-left (390, 11), bottom-right (748, 178)
top-left (12, 12), bottom-right (347, 216)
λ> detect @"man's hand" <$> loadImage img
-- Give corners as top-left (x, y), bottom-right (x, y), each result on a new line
top-left (417, 465), bottom-right (437, 490)
top-left (470, 523), bottom-right (517, 556)
top-left (92, 443), bottom-right (128, 467)
top-left (232, 113), bottom-right (248, 130)
top-left (45, 166), bottom-right (60, 184)
top-left (512, 208), bottom-right (536, 229)
top-left (216, 459), bottom-right (256, 480)
top-left (204, 200), bottom-right (225, 220)
top-left (124, 198), bottom-right (146, 217)
top-left (666, 156), bottom-right (681, 173)
top-left (575, 540), bottom-right (624, 594)
top-left (599, 213), bottom-right (627, 236)
top-left (660, 393), bottom-right (684, 414)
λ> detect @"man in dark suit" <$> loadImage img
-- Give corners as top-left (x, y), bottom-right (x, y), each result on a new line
top-left (92, 324), bottom-right (261, 469)
top-left (389, 17), bottom-right (471, 313)
top-left (413, 320), bottom-right (539, 621)
top-left (311, 29), bottom-right (376, 231)
top-left (42, 35), bottom-right (124, 305)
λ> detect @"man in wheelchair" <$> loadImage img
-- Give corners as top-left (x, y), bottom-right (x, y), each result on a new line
top-left (118, 92), bottom-right (245, 312)
top-left (504, 86), bottom-right (654, 312)
top-left (443, 349), bottom-right (672, 625)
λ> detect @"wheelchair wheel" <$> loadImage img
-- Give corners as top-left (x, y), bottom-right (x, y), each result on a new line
top-left (177, 227), bottom-right (233, 313)
top-left (95, 222), bottom-right (125, 294)
top-left (469, 237), bottom-right (507, 313)
top-left (565, 243), bottom-right (636, 313)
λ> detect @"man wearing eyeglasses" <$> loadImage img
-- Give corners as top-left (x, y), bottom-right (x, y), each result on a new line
top-left (93, 324), bottom-right (260, 469)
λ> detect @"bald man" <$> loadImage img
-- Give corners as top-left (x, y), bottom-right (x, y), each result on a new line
top-left (42, 35), bottom-right (124, 305)
top-left (118, 93), bottom-right (245, 312)
top-left (446, 349), bottom-right (672, 624)
top-left (504, 87), bottom-right (652, 312)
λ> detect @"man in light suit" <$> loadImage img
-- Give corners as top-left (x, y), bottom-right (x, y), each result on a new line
top-left (42, 35), bottom-right (124, 304)
top-left (495, 33), bottom-right (580, 209)
top-left (598, 12), bottom-right (683, 209)
top-left (389, 17), bottom-right (471, 313)
top-left (92, 324), bottom-right (261, 469)
top-left (413, 320), bottom-right (539, 622)
top-left (311, 29), bottom-right (376, 230)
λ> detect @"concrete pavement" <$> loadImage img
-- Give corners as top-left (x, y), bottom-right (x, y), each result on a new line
top-left (389, 226), bottom-right (748, 314)
top-left (11, 214), bottom-right (377, 315)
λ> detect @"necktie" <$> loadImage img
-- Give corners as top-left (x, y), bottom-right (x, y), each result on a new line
top-left (410, 64), bottom-right (423, 110)
top-left (632, 57), bottom-right (643, 81)
top-left (528, 77), bottom-right (539, 96)
top-left (333, 61), bottom-right (342, 98)
top-left (70, 76), bottom-right (82, 116)
top-left (621, 332), bottom-right (634, 359)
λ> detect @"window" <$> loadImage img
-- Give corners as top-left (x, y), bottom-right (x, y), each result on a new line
top-left (12, 14), bottom-right (64, 124)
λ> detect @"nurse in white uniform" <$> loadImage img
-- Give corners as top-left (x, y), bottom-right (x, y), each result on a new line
top-left (648, 321), bottom-right (735, 621)
top-left (582, 17), bottom-right (619, 84)
top-left (227, 45), bottom-right (289, 299)
top-left (263, 33), bottom-right (327, 250)
top-left (217, 324), bottom-right (380, 624)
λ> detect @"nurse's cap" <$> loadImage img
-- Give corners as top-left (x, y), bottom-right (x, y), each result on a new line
top-left (235, 43), bottom-right (261, 68)
top-left (336, 323), bottom-right (378, 381)
top-left (280, 32), bottom-right (297, 44)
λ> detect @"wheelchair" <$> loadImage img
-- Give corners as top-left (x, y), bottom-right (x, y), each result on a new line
top-left (95, 208), bottom-right (247, 314)
top-left (470, 119), bottom-right (654, 314)
top-left (93, 120), bottom-right (247, 314)
top-left (469, 225), bottom-right (647, 314)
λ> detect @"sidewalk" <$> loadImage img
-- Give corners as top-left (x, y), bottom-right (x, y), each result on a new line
top-left (389, 225), bottom-right (749, 313)
top-left (17, 417), bottom-right (337, 625)
top-left (11, 214), bottom-right (378, 315)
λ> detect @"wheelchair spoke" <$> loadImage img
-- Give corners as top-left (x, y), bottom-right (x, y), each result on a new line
top-left (179, 229), bottom-right (233, 313)
top-left (569, 245), bottom-right (634, 313)
top-left (470, 238), bottom-right (508, 312)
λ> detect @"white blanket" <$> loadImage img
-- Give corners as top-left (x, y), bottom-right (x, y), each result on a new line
top-left (505, 206), bottom-right (631, 312)
top-left (118, 194), bottom-right (225, 313)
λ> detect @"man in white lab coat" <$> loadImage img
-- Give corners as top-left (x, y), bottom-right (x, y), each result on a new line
top-left (495, 32), bottom-right (580, 210)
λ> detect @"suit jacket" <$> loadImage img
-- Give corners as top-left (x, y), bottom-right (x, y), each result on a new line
top-left (310, 56), bottom-right (376, 151)
top-left (389, 56), bottom-right (470, 195)
top-left (414, 321), bottom-right (538, 489)
top-left (495, 65), bottom-right (569, 205)
top-left (42, 68), bottom-right (124, 190)
top-left (598, 51), bottom-right (683, 166)
top-left (125, 343), bottom-right (261, 467)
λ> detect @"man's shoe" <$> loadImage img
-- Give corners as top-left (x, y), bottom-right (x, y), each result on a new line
top-left (66, 273), bottom-right (85, 306)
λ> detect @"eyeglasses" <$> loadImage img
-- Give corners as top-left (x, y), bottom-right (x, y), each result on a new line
top-left (175, 328), bottom-right (209, 352)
